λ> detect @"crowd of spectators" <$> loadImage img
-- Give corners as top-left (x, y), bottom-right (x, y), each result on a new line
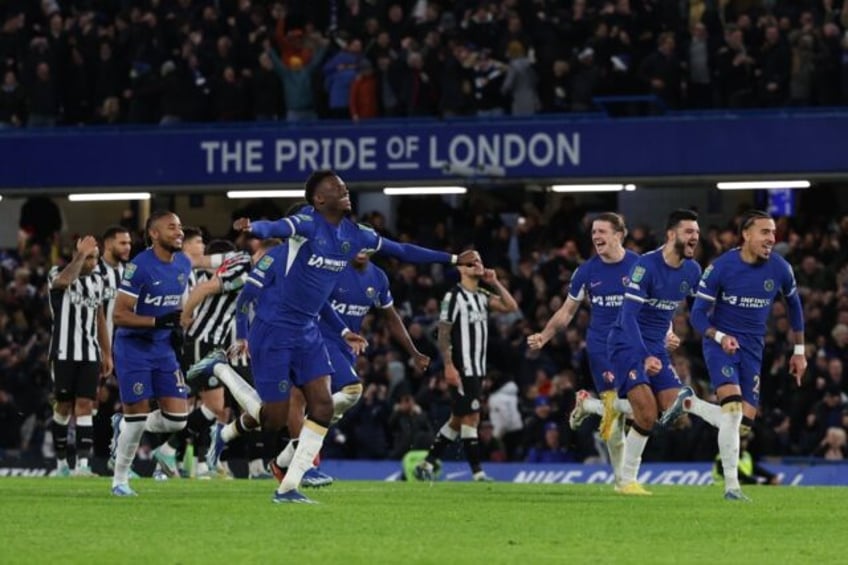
top-left (2, 0), bottom-right (848, 128)
top-left (1, 196), bottom-right (847, 469)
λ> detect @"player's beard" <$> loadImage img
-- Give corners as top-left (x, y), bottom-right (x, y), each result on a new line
top-left (673, 237), bottom-right (688, 260)
top-left (162, 240), bottom-right (182, 254)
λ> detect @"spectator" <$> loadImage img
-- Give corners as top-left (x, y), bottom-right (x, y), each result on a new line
top-left (501, 41), bottom-right (540, 116)
top-left (639, 32), bottom-right (683, 109)
top-left (323, 36), bottom-right (362, 119)
top-left (267, 35), bottom-right (327, 122)
top-left (349, 58), bottom-right (378, 121)
top-left (0, 70), bottom-right (26, 127)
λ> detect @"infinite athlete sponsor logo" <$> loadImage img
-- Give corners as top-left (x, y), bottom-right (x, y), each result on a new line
top-left (143, 294), bottom-right (182, 307)
top-left (591, 294), bottom-right (623, 307)
top-left (331, 300), bottom-right (370, 317)
top-left (307, 255), bottom-right (347, 272)
top-left (720, 292), bottom-right (771, 308)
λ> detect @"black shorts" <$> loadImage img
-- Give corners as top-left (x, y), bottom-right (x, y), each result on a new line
top-left (449, 376), bottom-right (483, 416)
top-left (51, 360), bottom-right (99, 401)
top-left (181, 338), bottom-right (224, 392)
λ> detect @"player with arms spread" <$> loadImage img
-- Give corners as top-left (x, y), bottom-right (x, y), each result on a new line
top-left (190, 170), bottom-right (467, 502)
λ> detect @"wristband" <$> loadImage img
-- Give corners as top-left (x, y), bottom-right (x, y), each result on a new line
top-left (209, 253), bottom-right (223, 268)
top-left (713, 330), bottom-right (726, 345)
top-left (794, 344), bottom-right (805, 356)
top-left (450, 254), bottom-right (458, 265)
top-left (341, 328), bottom-right (351, 338)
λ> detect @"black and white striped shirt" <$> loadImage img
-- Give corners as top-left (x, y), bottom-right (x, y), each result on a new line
top-left (48, 266), bottom-right (105, 362)
top-left (96, 258), bottom-right (124, 342)
top-left (186, 271), bottom-right (239, 346)
top-left (440, 284), bottom-right (490, 378)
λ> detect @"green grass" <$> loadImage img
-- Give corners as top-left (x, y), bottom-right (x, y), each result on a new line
top-left (1, 478), bottom-right (846, 564)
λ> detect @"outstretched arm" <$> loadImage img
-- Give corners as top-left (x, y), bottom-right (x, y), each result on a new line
top-left (528, 297), bottom-right (579, 349)
top-left (376, 237), bottom-right (458, 264)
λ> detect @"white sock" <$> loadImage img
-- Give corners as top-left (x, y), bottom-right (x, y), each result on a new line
top-left (331, 384), bottom-right (363, 423)
top-left (583, 397), bottom-right (603, 416)
top-left (607, 417), bottom-right (625, 485)
top-left (619, 428), bottom-right (650, 485)
top-left (248, 458), bottom-right (266, 476)
top-left (685, 396), bottom-right (721, 427)
top-left (278, 421), bottom-right (326, 493)
top-left (276, 439), bottom-right (298, 469)
top-left (214, 364), bottom-right (262, 422)
top-left (145, 410), bottom-right (188, 433)
top-left (718, 405), bottom-right (743, 492)
top-left (77, 457), bottom-right (89, 469)
top-left (221, 421), bottom-right (240, 443)
top-left (112, 414), bottom-right (147, 486)
top-left (196, 461), bottom-right (209, 475)
top-left (57, 457), bottom-right (68, 468)
top-left (614, 399), bottom-right (633, 415)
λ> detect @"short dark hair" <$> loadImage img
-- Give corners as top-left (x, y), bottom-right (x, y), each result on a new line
top-left (594, 212), bottom-right (628, 238)
top-left (146, 210), bottom-right (174, 234)
top-left (666, 209), bottom-right (699, 230)
top-left (205, 239), bottom-right (235, 254)
top-left (739, 209), bottom-right (773, 235)
top-left (304, 170), bottom-right (337, 205)
top-left (145, 210), bottom-right (175, 244)
top-left (102, 225), bottom-right (130, 241)
top-left (182, 226), bottom-right (203, 241)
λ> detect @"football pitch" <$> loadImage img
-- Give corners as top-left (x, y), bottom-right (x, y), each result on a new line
top-left (1, 478), bottom-right (846, 564)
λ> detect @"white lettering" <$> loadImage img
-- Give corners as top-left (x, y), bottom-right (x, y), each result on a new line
top-left (245, 140), bottom-right (263, 173)
top-left (558, 132), bottom-right (580, 165)
top-left (201, 141), bottom-right (220, 173)
top-left (528, 133), bottom-right (554, 167)
top-left (448, 135), bottom-right (474, 167)
top-left (300, 139), bottom-right (320, 171)
top-left (359, 137), bottom-right (377, 170)
top-left (275, 139), bottom-right (296, 171)
top-left (335, 138), bottom-right (356, 170)
top-left (503, 134), bottom-right (526, 167)
top-left (386, 136), bottom-right (405, 160)
top-left (221, 141), bottom-right (241, 173)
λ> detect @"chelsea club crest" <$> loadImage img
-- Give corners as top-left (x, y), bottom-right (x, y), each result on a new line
top-left (341, 241), bottom-right (351, 254)
top-left (763, 279), bottom-right (775, 292)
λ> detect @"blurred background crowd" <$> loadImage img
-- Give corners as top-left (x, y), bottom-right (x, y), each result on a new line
top-left (2, 0), bottom-right (848, 127)
top-left (2, 195), bottom-right (847, 467)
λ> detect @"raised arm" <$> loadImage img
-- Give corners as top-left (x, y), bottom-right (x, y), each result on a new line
top-left (51, 236), bottom-right (98, 290)
top-left (482, 269), bottom-right (518, 313)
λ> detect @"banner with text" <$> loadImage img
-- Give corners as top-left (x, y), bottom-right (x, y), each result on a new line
top-left (1, 113), bottom-right (845, 189)
top-left (0, 458), bottom-right (845, 485)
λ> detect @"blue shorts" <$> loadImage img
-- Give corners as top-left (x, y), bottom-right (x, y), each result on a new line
top-left (608, 343), bottom-right (681, 398)
top-left (325, 338), bottom-right (359, 393)
top-left (703, 338), bottom-right (762, 407)
top-left (586, 348), bottom-right (616, 393)
top-left (114, 336), bottom-right (187, 404)
top-left (249, 318), bottom-right (333, 403)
